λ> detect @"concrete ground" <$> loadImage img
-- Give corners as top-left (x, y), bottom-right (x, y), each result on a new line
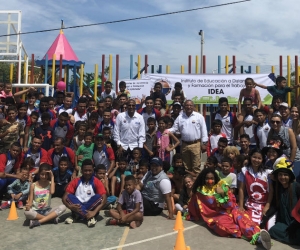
top-left (0, 198), bottom-right (297, 250)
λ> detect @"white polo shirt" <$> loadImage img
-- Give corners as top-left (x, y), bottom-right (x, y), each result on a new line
top-left (113, 111), bottom-right (146, 150)
top-left (169, 111), bottom-right (208, 142)
top-left (74, 111), bottom-right (88, 123)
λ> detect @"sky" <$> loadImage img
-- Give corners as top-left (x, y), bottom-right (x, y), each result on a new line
top-left (1, 0), bottom-right (300, 83)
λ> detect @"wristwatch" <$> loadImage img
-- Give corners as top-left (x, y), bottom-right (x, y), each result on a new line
top-left (202, 141), bottom-right (208, 146)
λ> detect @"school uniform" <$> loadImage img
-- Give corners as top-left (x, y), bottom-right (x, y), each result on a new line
top-left (50, 119), bottom-right (74, 142)
top-left (65, 176), bottom-right (106, 218)
top-left (93, 145), bottom-right (115, 171)
top-left (24, 148), bottom-right (48, 169)
top-left (0, 152), bottom-right (23, 192)
top-left (47, 147), bottom-right (75, 169)
top-left (53, 167), bottom-right (73, 198)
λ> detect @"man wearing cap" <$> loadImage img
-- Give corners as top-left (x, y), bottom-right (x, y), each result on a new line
top-left (114, 99), bottom-right (145, 158)
top-left (170, 102), bottom-right (182, 121)
top-left (93, 134), bottom-right (115, 176)
top-left (137, 96), bottom-right (161, 129)
top-left (169, 100), bottom-right (208, 174)
top-left (279, 102), bottom-right (292, 128)
top-left (140, 157), bottom-right (174, 219)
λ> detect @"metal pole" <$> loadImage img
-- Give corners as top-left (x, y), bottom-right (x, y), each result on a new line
top-left (199, 30), bottom-right (204, 74)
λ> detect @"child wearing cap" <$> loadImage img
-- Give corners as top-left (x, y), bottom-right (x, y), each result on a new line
top-left (279, 102), bottom-right (292, 128)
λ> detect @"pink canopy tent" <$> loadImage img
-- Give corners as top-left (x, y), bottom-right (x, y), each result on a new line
top-left (36, 30), bottom-right (84, 67)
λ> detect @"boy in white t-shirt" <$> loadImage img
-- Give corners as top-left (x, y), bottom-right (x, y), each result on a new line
top-left (254, 109), bottom-right (270, 149)
top-left (207, 119), bottom-right (227, 156)
top-left (101, 81), bottom-right (116, 100)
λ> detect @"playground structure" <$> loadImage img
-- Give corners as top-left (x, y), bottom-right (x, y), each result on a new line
top-left (1, 11), bottom-right (300, 119)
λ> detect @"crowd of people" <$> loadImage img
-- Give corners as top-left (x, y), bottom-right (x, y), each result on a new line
top-left (0, 77), bottom-right (299, 248)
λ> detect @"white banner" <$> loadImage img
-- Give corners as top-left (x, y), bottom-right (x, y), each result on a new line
top-left (120, 73), bottom-right (275, 104)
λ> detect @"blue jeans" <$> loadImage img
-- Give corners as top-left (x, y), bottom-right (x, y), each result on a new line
top-left (0, 178), bottom-right (16, 193)
top-left (66, 194), bottom-right (103, 218)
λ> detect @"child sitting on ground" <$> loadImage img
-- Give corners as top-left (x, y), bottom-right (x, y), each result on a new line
top-left (21, 157), bottom-right (35, 182)
top-left (175, 174), bottom-right (194, 214)
top-left (108, 157), bottom-right (132, 197)
top-left (171, 166), bottom-right (186, 203)
top-left (24, 164), bottom-right (66, 228)
top-left (106, 175), bottom-right (143, 229)
top-left (217, 157), bottom-right (237, 193)
top-left (94, 164), bottom-right (117, 208)
top-left (75, 132), bottom-right (94, 177)
top-left (1, 167), bottom-right (30, 209)
top-left (52, 156), bottom-right (73, 198)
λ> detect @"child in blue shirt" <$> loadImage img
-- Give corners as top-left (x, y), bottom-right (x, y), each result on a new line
top-left (53, 156), bottom-right (73, 198)
top-left (34, 112), bottom-right (54, 150)
top-left (1, 168), bottom-right (30, 209)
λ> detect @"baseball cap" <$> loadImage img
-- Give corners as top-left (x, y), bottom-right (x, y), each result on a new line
top-left (150, 157), bottom-right (163, 166)
top-left (279, 102), bottom-right (289, 108)
top-left (173, 102), bottom-right (181, 107)
top-left (95, 134), bottom-right (104, 140)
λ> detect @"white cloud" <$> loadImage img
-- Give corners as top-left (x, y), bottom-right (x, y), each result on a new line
top-left (1, 0), bottom-right (300, 82)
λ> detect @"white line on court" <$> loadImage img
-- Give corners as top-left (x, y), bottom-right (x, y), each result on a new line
top-left (101, 224), bottom-right (199, 250)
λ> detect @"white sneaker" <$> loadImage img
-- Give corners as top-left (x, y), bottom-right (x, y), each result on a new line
top-left (260, 229), bottom-right (272, 250)
top-left (87, 217), bottom-right (97, 227)
top-left (65, 216), bottom-right (74, 224)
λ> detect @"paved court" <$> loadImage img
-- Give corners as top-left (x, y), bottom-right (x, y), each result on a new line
top-left (0, 198), bottom-right (297, 250)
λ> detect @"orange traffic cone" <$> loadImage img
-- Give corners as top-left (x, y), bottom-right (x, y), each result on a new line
top-left (7, 201), bottom-right (18, 220)
top-left (174, 229), bottom-right (186, 250)
top-left (174, 211), bottom-right (184, 231)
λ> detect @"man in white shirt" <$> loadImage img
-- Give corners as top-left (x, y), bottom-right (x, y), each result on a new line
top-left (169, 100), bottom-right (208, 174)
top-left (73, 97), bottom-right (88, 123)
top-left (113, 99), bottom-right (145, 159)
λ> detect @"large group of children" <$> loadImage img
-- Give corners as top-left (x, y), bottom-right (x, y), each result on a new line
top-left (0, 77), bottom-right (299, 248)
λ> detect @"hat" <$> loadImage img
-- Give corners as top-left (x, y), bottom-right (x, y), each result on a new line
top-left (272, 157), bottom-right (295, 182)
top-left (173, 102), bottom-right (181, 107)
top-left (279, 102), bottom-right (289, 108)
top-left (95, 134), bottom-right (104, 140)
top-left (262, 142), bottom-right (283, 157)
top-left (150, 157), bottom-right (163, 166)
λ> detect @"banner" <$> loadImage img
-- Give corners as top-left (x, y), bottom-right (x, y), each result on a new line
top-left (119, 73), bottom-right (275, 104)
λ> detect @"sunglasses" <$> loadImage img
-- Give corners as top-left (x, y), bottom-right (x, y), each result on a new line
top-left (271, 120), bottom-right (281, 124)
